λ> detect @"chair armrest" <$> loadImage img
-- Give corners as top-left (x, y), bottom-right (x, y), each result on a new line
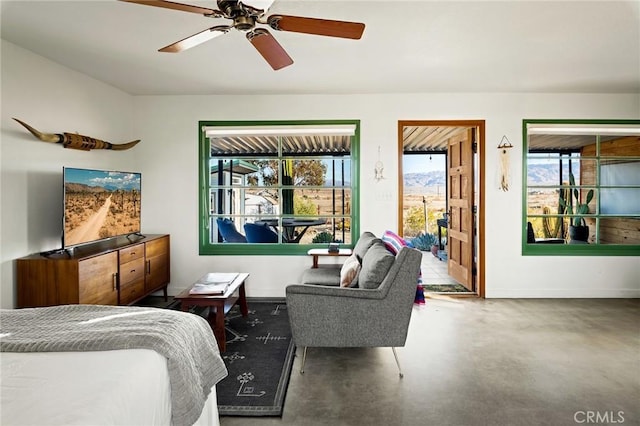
top-left (286, 283), bottom-right (385, 300)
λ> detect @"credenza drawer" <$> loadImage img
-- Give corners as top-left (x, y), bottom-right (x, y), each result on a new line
top-left (119, 278), bottom-right (145, 305)
top-left (119, 257), bottom-right (145, 286)
top-left (119, 244), bottom-right (144, 263)
top-left (145, 237), bottom-right (168, 258)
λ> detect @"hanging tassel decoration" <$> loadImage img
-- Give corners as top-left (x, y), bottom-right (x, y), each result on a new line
top-left (497, 135), bottom-right (513, 191)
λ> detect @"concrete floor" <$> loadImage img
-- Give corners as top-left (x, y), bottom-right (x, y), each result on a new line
top-left (219, 298), bottom-right (639, 426)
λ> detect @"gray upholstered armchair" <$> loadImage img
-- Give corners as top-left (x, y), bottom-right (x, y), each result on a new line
top-left (285, 246), bottom-right (422, 377)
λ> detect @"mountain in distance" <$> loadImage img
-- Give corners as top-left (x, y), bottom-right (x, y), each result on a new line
top-left (325, 179), bottom-right (351, 186)
top-left (527, 164), bottom-right (558, 185)
top-left (65, 183), bottom-right (137, 193)
top-left (527, 163), bottom-right (580, 185)
top-left (404, 171), bottom-right (445, 187)
top-left (64, 182), bottom-right (105, 193)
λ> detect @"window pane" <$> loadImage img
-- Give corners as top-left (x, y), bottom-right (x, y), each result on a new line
top-left (209, 159), bottom-right (279, 187)
top-left (304, 218), bottom-right (352, 244)
top-left (200, 121), bottom-right (359, 253)
top-left (524, 120), bottom-right (640, 253)
top-left (245, 188), bottom-right (279, 216)
top-left (600, 218), bottom-right (640, 245)
top-left (601, 159), bottom-right (640, 185)
top-left (323, 159), bottom-right (352, 187)
top-left (526, 188), bottom-right (566, 216)
top-left (281, 135), bottom-right (352, 155)
top-left (599, 135), bottom-right (640, 157)
top-left (526, 156), bottom-right (597, 186)
top-left (245, 160), bottom-right (279, 187)
top-left (601, 188), bottom-right (640, 215)
top-left (528, 133), bottom-right (598, 151)
top-left (527, 156), bottom-right (557, 186)
top-left (526, 216), bottom-right (568, 241)
top-left (210, 136), bottom-right (279, 156)
top-left (290, 188), bottom-right (352, 216)
top-left (211, 216), bottom-right (247, 244)
top-left (280, 159), bottom-right (351, 187)
top-left (209, 159), bottom-right (259, 186)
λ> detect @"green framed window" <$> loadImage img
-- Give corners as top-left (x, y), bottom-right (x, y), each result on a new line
top-left (199, 120), bottom-right (360, 255)
top-left (523, 119), bottom-right (640, 256)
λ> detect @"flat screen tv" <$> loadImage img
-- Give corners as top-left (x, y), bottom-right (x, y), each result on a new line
top-left (63, 167), bottom-right (142, 248)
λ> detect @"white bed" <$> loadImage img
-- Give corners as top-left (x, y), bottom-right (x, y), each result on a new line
top-left (1, 350), bottom-right (219, 426)
top-left (0, 305), bottom-right (227, 426)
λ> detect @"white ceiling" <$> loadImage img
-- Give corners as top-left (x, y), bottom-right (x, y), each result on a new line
top-left (2, 0), bottom-right (639, 96)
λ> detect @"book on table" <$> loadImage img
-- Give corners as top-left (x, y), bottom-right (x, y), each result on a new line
top-left (189, 272), bottom-right (238, 295)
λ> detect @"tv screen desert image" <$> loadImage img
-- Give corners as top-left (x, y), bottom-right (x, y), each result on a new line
top-left (64, 168), bottom-right (141, 247)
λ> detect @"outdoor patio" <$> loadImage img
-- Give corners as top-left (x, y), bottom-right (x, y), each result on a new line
top-left (420, 250), bottom-right (470, 291)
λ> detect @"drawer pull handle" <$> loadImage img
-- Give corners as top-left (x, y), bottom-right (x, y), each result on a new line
top-left (130, 269), bottom-right (136, 273)
top-left (112, 273), bottom-right (117, 291)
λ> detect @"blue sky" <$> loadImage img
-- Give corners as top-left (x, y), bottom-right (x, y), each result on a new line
top-left (65, 168), bottom-right (141, 190)
top-left (403, 153), bottom-right (446, 174)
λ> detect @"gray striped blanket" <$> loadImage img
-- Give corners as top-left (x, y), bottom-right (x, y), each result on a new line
top-left (0, 304), bottom-right (228, 426)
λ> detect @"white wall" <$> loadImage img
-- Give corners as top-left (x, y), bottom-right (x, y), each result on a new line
top-left (1, 41), bottom-right (136, 308)
top-left (134, 93), bottom-right (640, 299)
top-left (2, 41), bottom-right (639, 309)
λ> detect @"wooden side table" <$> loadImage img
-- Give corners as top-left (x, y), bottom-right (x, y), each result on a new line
top-left (307, 248), bottom-right (353, 268)
top-left (175, 273), bottom-right (249, 352)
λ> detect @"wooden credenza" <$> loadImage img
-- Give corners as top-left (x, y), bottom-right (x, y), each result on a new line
top-left (16, 234), bottom-right (170, 308)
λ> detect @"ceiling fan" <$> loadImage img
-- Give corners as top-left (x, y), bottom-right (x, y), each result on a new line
top-left (120, 0), bottom-right (366, 70)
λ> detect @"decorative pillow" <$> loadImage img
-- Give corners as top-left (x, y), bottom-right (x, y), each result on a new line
top-left (359, 241), bottom-right (395, 289)
top-left (382, 230), bottom-right (408, 255)
top-left (381, 230), bottom-right (424, 292)
top-left (340, 254), bottom-right (361, 288)
top-left (353, 232), bottom-right (380, 261)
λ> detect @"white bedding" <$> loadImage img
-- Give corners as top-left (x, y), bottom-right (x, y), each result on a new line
top-left (0, 349), bottom-right (219, 426)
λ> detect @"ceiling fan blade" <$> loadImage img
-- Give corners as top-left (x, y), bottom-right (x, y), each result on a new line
top-left (159, 26), bottom-right (230, 52)
top-left (247, 28), bottom-right (293, 71)
top-left (119, 0), bottom-right (220, 16)
top-left (267, 15), bottom-right (365, 40)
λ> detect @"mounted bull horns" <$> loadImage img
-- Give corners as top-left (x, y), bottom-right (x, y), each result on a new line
top-left (13, 118), bottom-right (140, 151)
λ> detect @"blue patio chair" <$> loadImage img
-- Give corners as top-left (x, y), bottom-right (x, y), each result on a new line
top-left (244, 223), bottom-right (279, 243)
top-left (216, 218), bottom-right (247, 243)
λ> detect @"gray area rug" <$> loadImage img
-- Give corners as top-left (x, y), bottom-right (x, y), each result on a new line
top-left (217, 300), bottom-right (295, 416)
top-left (136, 297), bottom-right (295, 416)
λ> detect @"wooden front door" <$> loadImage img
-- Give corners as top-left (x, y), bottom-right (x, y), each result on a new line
top-left (447, 129), bottom-right (474, 291)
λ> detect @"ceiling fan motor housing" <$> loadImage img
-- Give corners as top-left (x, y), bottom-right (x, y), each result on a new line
top-left (218, 0), bottom-right (245, 18)
top-left (218, 0), bottom-right (259, 30)
top-left (234, 15), bottom-right (256, 30)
